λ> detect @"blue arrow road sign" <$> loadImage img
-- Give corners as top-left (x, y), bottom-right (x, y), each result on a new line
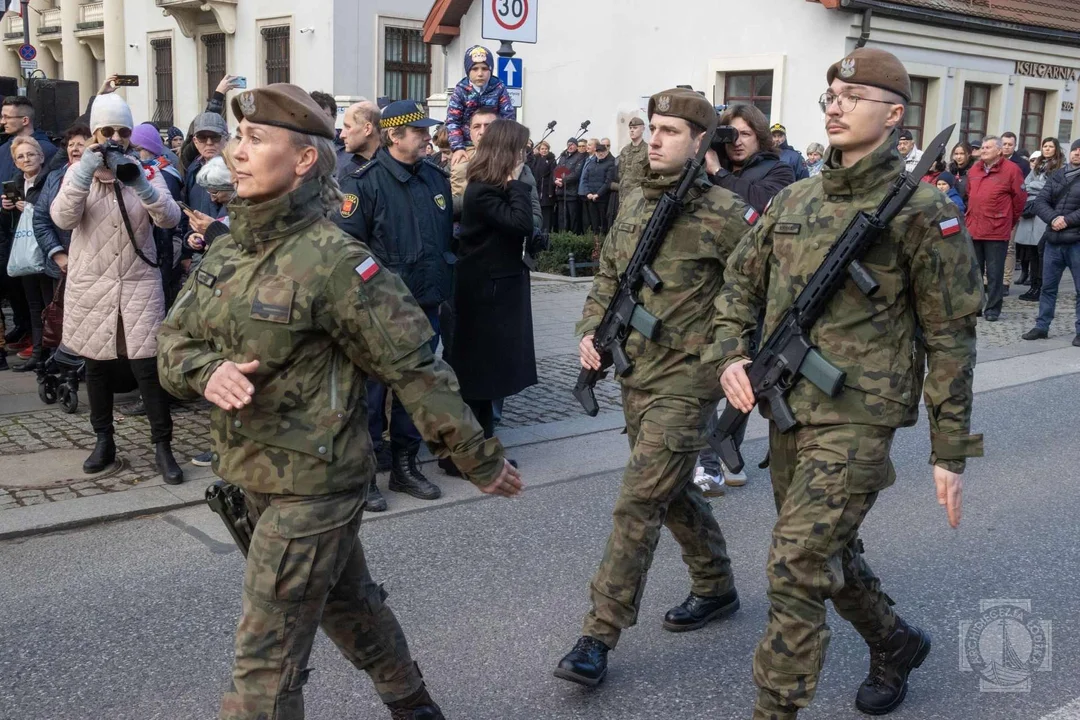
top-left (18, 44), bottom-right (36, 62)
top-left (497, 57), bottom-right (522, 89)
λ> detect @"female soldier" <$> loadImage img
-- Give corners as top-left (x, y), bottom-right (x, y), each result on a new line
top-left (157, 84), bottom-right (522, 720)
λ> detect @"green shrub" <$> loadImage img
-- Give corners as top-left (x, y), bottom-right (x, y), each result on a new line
top-left (536, 232), bottom-right (597, 275)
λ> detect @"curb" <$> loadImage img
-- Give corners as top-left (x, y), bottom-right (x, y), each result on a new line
top-left (0, 411), bottom-right (627, 541)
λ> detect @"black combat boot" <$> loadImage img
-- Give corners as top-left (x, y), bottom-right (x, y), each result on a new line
top-left (554, 636), bottom-right (609, 687)
top-left (155, 441), bottom-right (184, 485)
top-left (663, 589), bottom-right (740, 632)
top-left (366, 481), bottom-right (388, 512)
top-left (388, 451), bottom-right (442, 500)
top-left (0, 351), bottom-right (8, 371)
top-left (387, 685), bottom-right (445, 720)
top-left (83, 433), bottom-right (116, 474)
top-left (1019, 282), bottom-right (1041, 302)
top-left (855, 618), bottom-right (931, 715)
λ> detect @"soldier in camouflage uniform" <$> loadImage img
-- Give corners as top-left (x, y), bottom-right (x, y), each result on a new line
top-left (554, 88), bottom-right (758, 687)
top-left (708, 49), bottom-right (984, 718)
top-left (616, 117), bottom-right (650, 198)
top-left (156, 84), bottom-right (523, 720)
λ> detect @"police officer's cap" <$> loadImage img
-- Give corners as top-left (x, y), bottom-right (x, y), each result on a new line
top-left (231, 84), bottom-right (335, 139)
top-left (380, 100), bottom-right (440, 130)
top-left (648, 88), bottom-right (714, 130)
top-left (827, 47), bottom-right (911, 102)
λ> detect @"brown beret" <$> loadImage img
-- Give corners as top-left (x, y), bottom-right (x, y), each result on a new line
top-left (826, 47), bottom-right (911, 102)
top-left (231, 83), bottom-right (336, 140)
top-left (648, 88), bottom-right (714, 130)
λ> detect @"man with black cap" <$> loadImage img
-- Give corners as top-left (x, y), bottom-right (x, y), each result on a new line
top-left (897, 128), bottom-right (923, 173)
top-left (712, 47), bottom-right (983, 718)
top-left (334, 99), bottom-right (452, 510)
top-left (770, 122), bottom-right (810, 180)
top-left (554, 87), bottom-right (755, 688)
top-left (554, 137), bottom-right (586, 233)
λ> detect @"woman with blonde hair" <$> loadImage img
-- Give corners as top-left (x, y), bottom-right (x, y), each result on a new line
top-left (157, 83), bottom-right (520, 720)
top-left (1, 136), bottom-right (51, 371)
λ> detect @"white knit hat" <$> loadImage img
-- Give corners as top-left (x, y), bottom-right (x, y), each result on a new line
top-left (89, 93), bottom-right (134, 133)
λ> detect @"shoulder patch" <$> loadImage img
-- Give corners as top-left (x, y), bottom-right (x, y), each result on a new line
top-left (743, 206), bottom-right (760, 225)
top-left (939, 217), bottom-right (961, 237)
top-left (340, 193), bottom-right (359, 218)
top-left (355, 257), bottom-right (380, 282)
top-left (351, 158), bottom-right (378, 179)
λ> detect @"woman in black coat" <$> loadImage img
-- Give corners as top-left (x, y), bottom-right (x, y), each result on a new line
top-left (449, 119), bottom-right (538, 436)
top-left (528, 140), bottom-right (556, 232)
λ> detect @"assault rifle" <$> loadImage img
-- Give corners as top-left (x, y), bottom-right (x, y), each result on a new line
top-left (206, 480), bottom-right (253, 556)
top-left (705, 124), bottom-right (956, 472)
top-left (572, 110), bottom-right (719, 416)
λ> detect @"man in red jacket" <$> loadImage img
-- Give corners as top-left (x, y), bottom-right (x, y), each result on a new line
top-left (966, 135), bottom-right (1026, 321)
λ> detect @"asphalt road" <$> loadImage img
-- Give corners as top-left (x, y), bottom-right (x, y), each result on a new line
top-left (2, 373), bottom-right (1080, 720)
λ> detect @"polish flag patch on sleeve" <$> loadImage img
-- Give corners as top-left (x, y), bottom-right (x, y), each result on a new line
top-left (744, 206), bottom-right (760, 225)
top-left (939, 217), bottom-right (961, 237)
top-left (355, 257), bottom-right (380, 282)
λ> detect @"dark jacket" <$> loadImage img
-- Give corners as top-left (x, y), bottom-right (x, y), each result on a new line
top-left (1033, 164), bottom-right (1080, 245)
top-left (33, 165), bottom-right (72, 279)
top-left (554, 151), bottom-right (586, 198)
top-left (966, 158), bottom-right (1027, 240)
top-left (449, 179), bottom-right (537, 400)
top-left (0, 169), bottom-right (49, 273)
top-left (948, 158), bottom-right (975, 201)
top-left (709, 151), bottom-right (796, 213)
top-left (528, 152), bottom-right (556, 207)
top-left (336, 150), bottom-right (371, 183)
top-left (0, 132), bottom-right (58, 182)
top-left (778, 142), bottom-right (809, 181)
top-left (1008, 150), bottom-right (1032, 181)
top-left (179, 91), bottom-right (227, 175)
top-left (578, 153), bottom-right (616, 197)
top-left (333, 147), bottom-right (454, 308)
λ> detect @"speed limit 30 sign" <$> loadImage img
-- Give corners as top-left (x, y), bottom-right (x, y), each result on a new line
top-left (482, 0), bottom-right (537, 44)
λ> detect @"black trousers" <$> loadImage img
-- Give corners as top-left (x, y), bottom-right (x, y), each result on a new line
top-left (464, 397), bottom-right (495, 440)
top-left (0, 261), bottom-right (30, 335)
top-left (584, 198), bottom-right (608, 236)
top-left (540, 206), bottom-right (554, 234)
top-left (973, 240), bottom-right (1008, 314)
top-left (560, 196), bottom-right (582, 235)
top-left (21, 273), bottom-right (55, 355)
top-left (85, 356), bottom-right (173, 444)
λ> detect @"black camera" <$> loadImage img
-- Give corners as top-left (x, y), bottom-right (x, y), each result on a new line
top-left (97, 140), bottom-right (141, 184)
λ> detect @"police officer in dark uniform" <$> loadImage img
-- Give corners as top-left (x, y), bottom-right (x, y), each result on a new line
top-left (334, 100), bottom-right (453, 510)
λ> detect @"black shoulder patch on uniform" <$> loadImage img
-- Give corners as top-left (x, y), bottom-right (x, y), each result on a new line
top-left (351, 158), bottom-right (378, 179)
top-left (422, 157), bottom-right (451, 177)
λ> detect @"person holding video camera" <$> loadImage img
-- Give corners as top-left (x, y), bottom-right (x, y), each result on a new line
top-left (49, 93), bottom-right (184, 485)
top-left (705, 103), bottom-right (796, 213)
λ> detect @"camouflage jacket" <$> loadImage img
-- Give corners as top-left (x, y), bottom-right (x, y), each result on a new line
top-left (157, 181), bottom-right (504, 496)
top-left (577, 171), bottom-right (754, 400)
top-left (707, 137), bottom-right (984, 472)
top-left (616, 140), bottom-right (649, 196)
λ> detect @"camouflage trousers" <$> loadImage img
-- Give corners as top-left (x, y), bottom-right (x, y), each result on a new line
top-left (752, 423), bottom-right (898, 719)
top-left (582, 387), bottom-right (735, 649)
top-left (219, 489), bottom-right (422, 720)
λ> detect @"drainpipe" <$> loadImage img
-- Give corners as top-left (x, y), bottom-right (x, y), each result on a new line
top-left (855, 8), bottom-right (873, 48)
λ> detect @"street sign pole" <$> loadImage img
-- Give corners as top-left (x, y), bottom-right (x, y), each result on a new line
top-left (20, 0), bottom-right (29, 82)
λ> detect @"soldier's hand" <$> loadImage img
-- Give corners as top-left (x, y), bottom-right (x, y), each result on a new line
top-left (934, 466), bottom-right (963, 528)
top-left (579, 334), bottom-right (601, 370)
top-left (478, 459), bottom-right (524, 498)
top-left (204, 360), bottom-right (260, 411)
top-left (721, 359), bottom-right (755, 412)
top-left (451, 149), bottom-right (469, 167)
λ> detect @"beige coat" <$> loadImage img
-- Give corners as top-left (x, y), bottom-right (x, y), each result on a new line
top-left (51, 166), bottom-right (180, 360)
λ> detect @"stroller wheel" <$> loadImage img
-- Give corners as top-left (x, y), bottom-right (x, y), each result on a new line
top-left (39, 377), bottom-right (58, 405)
top-left (59, 384), bottom-right (79, 413)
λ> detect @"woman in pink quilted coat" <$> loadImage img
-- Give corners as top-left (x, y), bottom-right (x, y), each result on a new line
top-left (50, 93), bottom-right (185, 484)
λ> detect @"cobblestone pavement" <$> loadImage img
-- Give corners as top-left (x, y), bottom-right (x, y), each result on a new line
top-left (2, 278), bottom-right (1076, 509)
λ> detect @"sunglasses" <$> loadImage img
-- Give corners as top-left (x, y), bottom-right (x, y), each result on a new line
top-left (195, 133), bottom-right (223, 143)
top-left (100, 127), bottom-right (132, 139)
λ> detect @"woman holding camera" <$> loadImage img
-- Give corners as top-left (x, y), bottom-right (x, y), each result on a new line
top-left (449, 118), bottom-right (538, 437)
top-left (1, 136), bottom-right (51, 372)
top-left (50, 93), bottom-right (184, 484)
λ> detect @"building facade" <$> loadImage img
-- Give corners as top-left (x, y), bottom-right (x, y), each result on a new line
top-left (423, 0), bottom-right (1080, 157)
top-left (1, 0), bottom-right (443, 131)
